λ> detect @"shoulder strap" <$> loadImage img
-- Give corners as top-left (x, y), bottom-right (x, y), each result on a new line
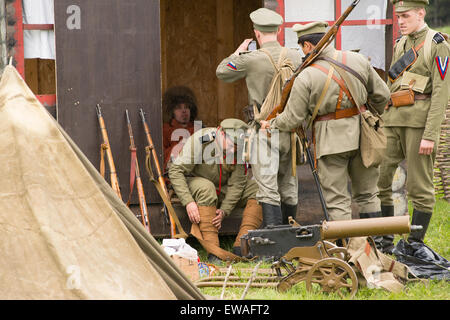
top-left (307, 51), bottom-right (339, 128)
top-left (424, 29), bottom-right (438, 71)
top-left (259, 48), bottom-right (279, 71)
top-left (395, 36), bottom-right (408, 57)
top-left (317, 55), bottom-right (368, 91)
top-left (260, 47), bottom-right (290, 71)
top-left (325, 52), bottom-right (368, 111)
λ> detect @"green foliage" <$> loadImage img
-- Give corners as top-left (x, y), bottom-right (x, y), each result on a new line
top-left (426, 0), bottom-right (450, 28)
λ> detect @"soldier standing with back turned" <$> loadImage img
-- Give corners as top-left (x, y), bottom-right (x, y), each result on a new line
top-left (260, 22), bottom-right (391, 227)
top-left (216, 8), bottom-right (302, 227)
top-left (377, 0), bottom-right (450, 251)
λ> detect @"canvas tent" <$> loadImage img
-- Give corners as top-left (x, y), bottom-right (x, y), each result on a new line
top-left (0, 65), bottom-right (204, 300)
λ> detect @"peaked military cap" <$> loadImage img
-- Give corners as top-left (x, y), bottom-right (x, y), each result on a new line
top-left (391, 0), bottom-right (429, 12)
top-left (220, 118), bottom-right (248, 144)
top-left (292, 21), bottom-right (328, 39)
top-left (250, 8), bottom-right (283, 32)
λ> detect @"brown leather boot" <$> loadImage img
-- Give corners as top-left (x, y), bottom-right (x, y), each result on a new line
top-left (196, 205), bottom-right (220, 249)
top-left (191, 206), bottom-right (240, 262)
top-left (232, 199), bottom-right (263, 253)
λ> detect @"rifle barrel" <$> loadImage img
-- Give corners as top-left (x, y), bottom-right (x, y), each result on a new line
top-left (265, 0), bottom-right (360, 121)
top-left (125, 109), bottom-right (151, 233)
top-left (96, 104), bottom-right (122, 200)
top-left (140, 108), bottom-right (177, 237)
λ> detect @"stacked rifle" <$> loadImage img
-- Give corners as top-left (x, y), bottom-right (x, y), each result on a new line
top-left (96, 104), bottom-right (187, 238)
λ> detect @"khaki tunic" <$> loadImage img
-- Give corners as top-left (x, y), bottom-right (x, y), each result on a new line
top-left (216, 41), bottom-right (302, 206)
top-left (378, 25), bottom-right (450, 213)
top-left (168, 128), bottom-right (257, 216)
top-left (216, 41), bottom-right (302, 106)
top-left (271, 46), bottom-right (390, 158)
top-left (383, 25), bottom-right (450, 142)
top-left (270, 46), bottom-right (391, 220)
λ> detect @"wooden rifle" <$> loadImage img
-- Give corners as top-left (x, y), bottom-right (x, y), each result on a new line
top-left (265, 0), bottom-right (360, 121)
top-left (126, 109), bottom-right (151, 233)
top-left (95, 104), bottom-right (122, 200)
top-left (297, 127), bottom-right (329, 222)
top-left (140, 108), bottom-right (188, 239)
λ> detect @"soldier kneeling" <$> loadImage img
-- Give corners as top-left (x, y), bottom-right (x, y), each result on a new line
top-left (168, 118), bottom-right (262, 262)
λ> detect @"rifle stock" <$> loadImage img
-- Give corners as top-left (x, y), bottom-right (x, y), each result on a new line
top-left (96, 104), bottom-right (122, 200)
top-left (265, 0), bottom-right (360, 121)
top-left (140, 109), bottom-right (188, 239)
top-left (126, 109), bottom-right (151, 233)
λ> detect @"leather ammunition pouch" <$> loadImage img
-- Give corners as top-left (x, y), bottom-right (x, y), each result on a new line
top-left (388, 40), bottom-right (425, 83)
top-left (389, 87), bottom-right (415, 108)
top-left (388, 48), bottom-right (418, 82)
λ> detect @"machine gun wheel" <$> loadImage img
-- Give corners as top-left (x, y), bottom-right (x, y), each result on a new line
top-left (305, 258), bottom-right (358, 299)
top-left (322, 241), bottom-right (347, 260)
top-left (276, 267), bottom-right (310, 293)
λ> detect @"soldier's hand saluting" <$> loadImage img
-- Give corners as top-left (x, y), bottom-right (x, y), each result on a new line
top-left (234, 38), bottom-right (254, 56)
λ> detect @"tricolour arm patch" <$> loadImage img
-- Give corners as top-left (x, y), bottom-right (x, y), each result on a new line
top-left (226, 61), bottom-right (237, 71)
top-left (436, 56), bottom-right (449, 80)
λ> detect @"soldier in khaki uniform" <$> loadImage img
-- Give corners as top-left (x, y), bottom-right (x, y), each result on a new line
top-left (261, 22), bottom-right (391, 224)
top-left (216, 8), bottom-right (302, 226)
top-left (168, 118), bottom-right (262, 261)
top-left (378, 0), bottom-right (450, 248)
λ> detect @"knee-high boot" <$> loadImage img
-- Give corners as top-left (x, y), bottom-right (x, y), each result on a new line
top-left (380, 205), bottom-right (395, 254)
top-left (232, 199), bottom-right (263, 256)
top-left (261, 202), bottom-right (282, 228)
top-left (281, 202), bottom-right (297, 225)
top-left (408, 209), bottom-right (432, 243)
top-left (359, 211), bottom-right (383, 251)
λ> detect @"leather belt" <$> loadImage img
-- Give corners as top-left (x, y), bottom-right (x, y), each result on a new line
top-left (414, 93), bottom-right (431, 100)
top-left (387, 93), bottom-right (431, 107)
top-left (315, 105), bottom-right (367, 122)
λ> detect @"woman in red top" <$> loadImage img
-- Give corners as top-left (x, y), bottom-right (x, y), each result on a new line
top-left (162, 86), bottom-right (200, 170)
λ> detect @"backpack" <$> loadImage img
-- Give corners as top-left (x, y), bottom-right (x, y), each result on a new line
top-left (253, 48), bottom-right (296, 122)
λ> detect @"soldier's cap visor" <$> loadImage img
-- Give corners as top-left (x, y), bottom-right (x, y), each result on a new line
top-left (393, 1), bottom-right (427, 12)
top-left (253, 24), bottom-right (280, 32)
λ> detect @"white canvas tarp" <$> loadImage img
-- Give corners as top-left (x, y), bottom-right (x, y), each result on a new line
top-left (23, 0), bottom-right (55, 59)
top-left (0, 65), bottom-right (203, 300)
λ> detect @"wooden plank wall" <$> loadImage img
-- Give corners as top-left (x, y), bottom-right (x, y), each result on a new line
top-left (55, 0), bottom-right (163, 206)
top-left (161, 0), bottom-right (262, 127)
top-left (24, 58), bottom-right (56, 94)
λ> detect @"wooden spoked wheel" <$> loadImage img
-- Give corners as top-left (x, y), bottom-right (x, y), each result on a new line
top-left (322, 241), bottom-right (348, 260)
top-left (305, 258), bottom-right (358, 299)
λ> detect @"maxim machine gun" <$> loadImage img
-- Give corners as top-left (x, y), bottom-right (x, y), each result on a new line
top-left (240, 216), bottom-right (422, 297)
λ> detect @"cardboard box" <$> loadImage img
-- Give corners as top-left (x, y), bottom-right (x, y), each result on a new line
top-left (171, 254), bottom-right (199, 282)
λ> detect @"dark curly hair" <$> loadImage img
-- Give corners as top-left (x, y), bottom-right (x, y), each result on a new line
top-left (162, 86), bottom-right (198, 123)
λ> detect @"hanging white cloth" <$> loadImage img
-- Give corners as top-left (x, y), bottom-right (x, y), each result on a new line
top-left (22, 0), bottom-right (55, 60)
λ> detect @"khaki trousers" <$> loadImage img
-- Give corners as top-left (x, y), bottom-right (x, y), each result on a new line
top-left (186, 176), bottom-right (258, 208)
top-left (378, 127), bottom-right (436, 213)
top-left (317, 149), bottom-right (381, 221)
top-left (187, 177), bottom-right (262, 260)
top-left (250, 129), bottom-right (298, 206)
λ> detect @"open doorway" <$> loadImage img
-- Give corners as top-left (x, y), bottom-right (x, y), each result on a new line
top-left (160, 0), bottom-right (263, 127)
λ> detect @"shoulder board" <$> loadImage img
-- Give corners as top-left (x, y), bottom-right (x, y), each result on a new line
top-left (395, 37), bottom-right (403, 44)
top-left (433, 32), bottom-right (445, 44)
top-left (199, 131), bottom-right (216, 144)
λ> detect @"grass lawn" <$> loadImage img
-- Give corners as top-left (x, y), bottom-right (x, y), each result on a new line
top-left (195, 197), bottom-right (449, 300)
top-left (194, 25), bottom-right (450, 300)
